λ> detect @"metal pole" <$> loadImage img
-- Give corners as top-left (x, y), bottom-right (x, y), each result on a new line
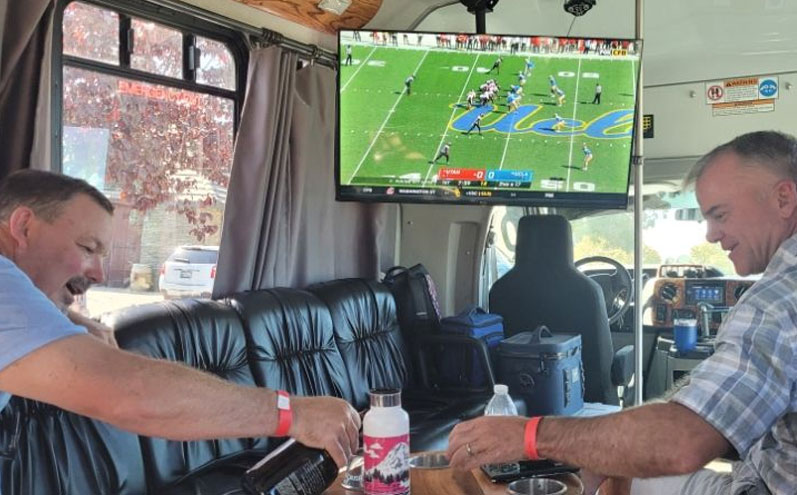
top-left (633, 0), bottom-right (645, 406)
top-left (475, 9), bottom-right (487, 34)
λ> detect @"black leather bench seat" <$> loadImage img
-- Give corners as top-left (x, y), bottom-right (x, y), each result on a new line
top-left (1, 278), bottom-right (496, 494)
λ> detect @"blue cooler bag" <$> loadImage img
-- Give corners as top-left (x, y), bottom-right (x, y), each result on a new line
top-left (439, 306), bottom-right (504, 387)
top-left (497, 326), bottom-right (584, 416)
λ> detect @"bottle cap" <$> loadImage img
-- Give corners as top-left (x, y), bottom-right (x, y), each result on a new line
top-left (369, 388), bottom-right (402, 407)
top-left (494, 384), bottom-right (509, 395)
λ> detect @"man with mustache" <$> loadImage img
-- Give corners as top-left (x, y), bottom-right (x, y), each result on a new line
top-left (448, 131), bottom-right (797, 494)
top-left (0, 170), bottom-right (360, 469)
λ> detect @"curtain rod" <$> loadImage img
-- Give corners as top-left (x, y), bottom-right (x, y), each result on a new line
top-left (144, 0), bottom-right (338, 67)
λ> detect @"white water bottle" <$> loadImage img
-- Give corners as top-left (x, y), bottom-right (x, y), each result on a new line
top-left (363, 389), bottom-right (410, 495)
top-left (485, 384), bottom-right (518, 416)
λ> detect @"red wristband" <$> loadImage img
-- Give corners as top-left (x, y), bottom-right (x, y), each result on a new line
top-left (274, 390), bottom-right (292, 437)
top-left (524, 416), bottom-right (543, 460)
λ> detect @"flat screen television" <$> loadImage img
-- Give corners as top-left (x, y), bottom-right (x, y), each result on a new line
top-left (336, 29), bottom-right (641, 209)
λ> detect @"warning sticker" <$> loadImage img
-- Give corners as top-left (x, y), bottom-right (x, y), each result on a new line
top-left (712, 99), bottom-right (775, 117)
top-left (705, 76), bottom-right (779, 105)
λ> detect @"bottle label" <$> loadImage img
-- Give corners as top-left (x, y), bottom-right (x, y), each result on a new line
top-left (363, 433), bottom-right (410, 495)
top-left (273, 459), bottom-right (326, 495)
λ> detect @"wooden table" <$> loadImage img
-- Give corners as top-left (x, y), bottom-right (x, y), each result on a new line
top-left (325, 456), bottom-right (584, 495)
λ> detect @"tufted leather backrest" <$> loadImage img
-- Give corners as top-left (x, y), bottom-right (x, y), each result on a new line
top-left (228, 289), bottom-right (353, 402)
top-left (107, 299), bottom-right (269, 493)
top-left (0, 398), bottom-right (147, 495)
top-left (2, 281), bottom-right (466, 494)
top-left (308, 279), bottom-right (410, 411)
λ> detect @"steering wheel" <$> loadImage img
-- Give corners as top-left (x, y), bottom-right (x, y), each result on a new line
top-left (574, 256), bottom-right (633, 325)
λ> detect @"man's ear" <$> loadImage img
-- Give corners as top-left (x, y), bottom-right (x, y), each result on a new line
top-left (774, 180), bottom-right (797, 218)
top-left (7, 207), bottom-right (36, 249)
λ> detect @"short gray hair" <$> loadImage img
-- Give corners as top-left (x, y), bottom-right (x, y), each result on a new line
top-left (0, 170), bottom-right (114, 222)
top-left (684, 131), bottom-right (797, 187)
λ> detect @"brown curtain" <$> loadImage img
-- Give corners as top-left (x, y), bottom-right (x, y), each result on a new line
top-left (213, 46), bottom-right (393, 297)
top-left (0, 0), bottom-right (52, 180)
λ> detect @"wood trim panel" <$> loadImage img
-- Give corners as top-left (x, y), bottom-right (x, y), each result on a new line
top-left (650, 278), bottom-right (754, 328)
top-left (235, 0), bottom-right (382, 34)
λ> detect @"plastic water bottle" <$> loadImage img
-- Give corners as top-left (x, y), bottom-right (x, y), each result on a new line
top-left (484, 384), bottom-right (517, 474)
top-left (485, 384), bottom-right (518, 416)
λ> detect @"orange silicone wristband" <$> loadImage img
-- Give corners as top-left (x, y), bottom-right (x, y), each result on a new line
top-left (524, 416), bottom-right (543, 460)
top-left (274, 390), bottom-right (292, 437)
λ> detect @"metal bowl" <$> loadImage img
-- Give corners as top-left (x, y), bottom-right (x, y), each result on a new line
top-left (408, 451), bottom-right (450, 469)
top-left (507, 477), bottom-right (568, 495)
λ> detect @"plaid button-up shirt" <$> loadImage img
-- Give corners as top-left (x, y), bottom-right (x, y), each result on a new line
top-left (673, 234), bottom-right (797, 495)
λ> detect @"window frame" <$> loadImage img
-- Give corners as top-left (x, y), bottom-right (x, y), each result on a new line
top-left (52, 0), bottom-right (248, 172)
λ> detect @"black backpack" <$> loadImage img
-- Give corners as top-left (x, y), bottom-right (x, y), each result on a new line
top-left (382, 264), bottom-right (442, 335)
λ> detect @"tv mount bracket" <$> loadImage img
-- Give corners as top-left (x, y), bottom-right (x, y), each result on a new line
top-left (459, 0), bottom-right (499, 34)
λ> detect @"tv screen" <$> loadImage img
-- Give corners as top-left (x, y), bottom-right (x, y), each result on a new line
top-left (337, 30), bottom-right (641, 209)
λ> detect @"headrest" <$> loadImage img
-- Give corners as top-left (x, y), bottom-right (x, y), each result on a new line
top-left (515, 215), bottom-right (573, 266)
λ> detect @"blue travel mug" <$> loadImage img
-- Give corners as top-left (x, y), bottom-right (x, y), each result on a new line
top-left (673, 318), bottom-right (698, 353)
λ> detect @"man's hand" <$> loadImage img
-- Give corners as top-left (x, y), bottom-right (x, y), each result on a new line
top-left (447, 416), bottom-right (528, 471)
top-left (591, 476), bottom-right (632, 495)
top-left (580, 469), bottom-right (609, 495)
top-left (67, 309), bottom-right (118, 348)
top-left (289, 395), bottom-right (361, 468)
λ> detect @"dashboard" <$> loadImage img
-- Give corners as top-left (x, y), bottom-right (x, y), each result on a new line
top-left (650, 277), bottom-right (754, 329)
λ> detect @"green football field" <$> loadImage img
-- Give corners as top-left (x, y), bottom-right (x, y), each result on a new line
top-left (339, 44), bottom-right (638, 194)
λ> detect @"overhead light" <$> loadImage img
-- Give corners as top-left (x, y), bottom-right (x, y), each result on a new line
top-left (318, 0), bottom-right (351, 15)
top-left (563, 0), bottom-right (596, 16)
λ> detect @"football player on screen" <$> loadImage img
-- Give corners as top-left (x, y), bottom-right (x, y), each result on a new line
top-left (344, 45), bottom-right (353, 66)
top-left (552, 113), bottom-right (566, 132)
top-left (592, 82), bottom-right (603, 104)
top-left (404, 74), bottom-right (415, 96)
top-left (466, 90), bottom-right (477, 108)
top-left (549, 75), bottom-right (559, 96)
top-left (582, 143), bottom-right (594, 171)
top-left (507, 93), bottom-right (521, 113)
top-left (555, 87), bottom-right (566, 106)
top-left (486, 56), bottom-right (503, 75)
top-left (479, 91), bottom-right (490, 108)
top-left (524, 57), bottom-right (535, 77)
top-left (431, 142), bottom-right (452, 164)
top-left (465, 114), bottom-right (484, 136)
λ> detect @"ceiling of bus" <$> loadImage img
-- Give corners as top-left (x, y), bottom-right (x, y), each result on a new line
top-left (405, 0), bottom-right (797, 87)
top-left (204, 0), bottom-right (797, 87)
top-left (232, 0), bottom-right (381, 34)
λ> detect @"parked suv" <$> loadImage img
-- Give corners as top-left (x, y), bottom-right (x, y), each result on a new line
top-left (158, 246), bottom-right (219, 299)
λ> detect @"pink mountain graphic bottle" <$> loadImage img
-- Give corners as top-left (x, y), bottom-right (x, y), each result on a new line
top-left (363, 388), bottom-right (410, 495)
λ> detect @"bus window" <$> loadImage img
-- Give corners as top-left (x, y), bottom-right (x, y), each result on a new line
top-left (57, 1), bottom-right (241, 317)
top-left (485, 190), bottom-right (735, 303)
top-left (196, 36), bottom-right (237, 90)
top-left (130, 18), bottom-right (183, 78)
top-left (62, 1), bottom-right (119, 65)
top-left (569, 191), bottom-right (734, 276)
top-left (487, 206), bottom-right (525, 283)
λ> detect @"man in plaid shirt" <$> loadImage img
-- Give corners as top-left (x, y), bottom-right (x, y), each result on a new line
top-left (447, 130), bottom-right (797, 494)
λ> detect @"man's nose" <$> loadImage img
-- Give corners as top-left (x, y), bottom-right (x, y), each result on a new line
top-left (705, 221), bottom-right (722, 244)
top-left (86, 256), bottom-right (105, 284)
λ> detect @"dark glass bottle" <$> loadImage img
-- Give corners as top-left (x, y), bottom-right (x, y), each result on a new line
top-left (242, 439), bottom-right (339, 495)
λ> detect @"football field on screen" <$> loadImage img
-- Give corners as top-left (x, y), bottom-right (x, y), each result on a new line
top-left (339, 44), bottom-right (638, 194)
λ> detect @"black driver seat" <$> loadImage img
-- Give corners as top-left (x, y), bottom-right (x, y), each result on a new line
top-left (489, 215), bottom-right (619, 405)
